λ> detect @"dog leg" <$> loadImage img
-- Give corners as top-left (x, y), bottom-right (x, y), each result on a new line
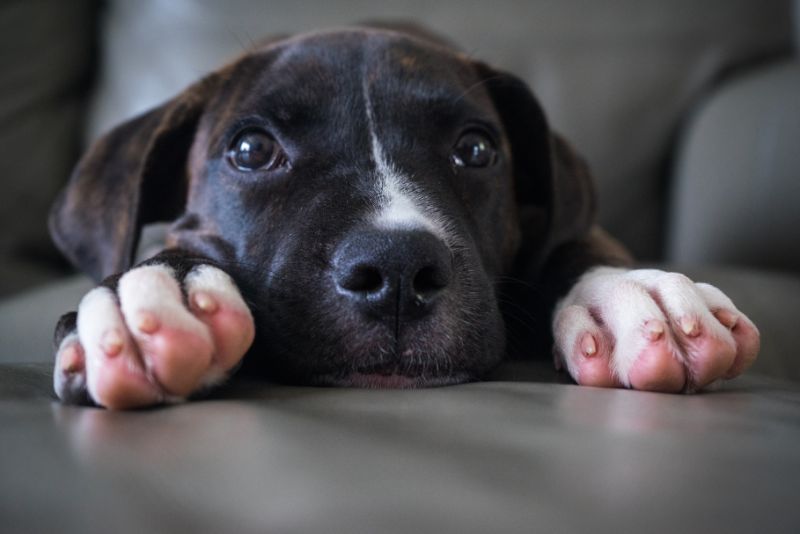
top-left (53, 257), bottom-right (254, 409)
top-left (552, 267), bottom-right (760, 392)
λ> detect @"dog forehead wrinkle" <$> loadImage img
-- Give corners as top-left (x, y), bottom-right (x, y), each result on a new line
top-left (361, 69), bottom-right (452, 246)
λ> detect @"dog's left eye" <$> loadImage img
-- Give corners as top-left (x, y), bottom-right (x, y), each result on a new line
top-left (227, 129), bottom-right (286, 171)
top-left (451, 130), bottom-right (497, 168)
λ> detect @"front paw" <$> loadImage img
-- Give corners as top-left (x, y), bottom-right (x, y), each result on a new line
top-left (53, 264), bottom-right (255, 409)
top-left (553, 267), bottom-right (760, 392)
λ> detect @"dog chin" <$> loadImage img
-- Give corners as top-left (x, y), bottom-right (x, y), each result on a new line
top-left (311, 371), bottom-right (473, 389)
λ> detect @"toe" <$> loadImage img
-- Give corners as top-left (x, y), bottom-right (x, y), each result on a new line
top-left (572, 333), bottom-right (620, 388)
top-left (682, 328), bottom-right (737, 389)
top-left (714, 309), bottom-right (760, 378)
top-left (130, 320), bottom-right (214, 397)
top-left (186, 266), bottom-right (255, 382)
top-left (118, 265), bottom-right (214, 398)
top-left (553, 304), bottom-right (622, 388)
top-left (696, 284), bottom-right (761, 378)
top-left (54, 335), bottom-right (90, 404)
top-left (190, 291), bottom-right (255, 384)
top-left (628, 338), bottom-right (686, 393)
top-left (632, 274), bottom-right (739, 390)
top-left (669, 311), bottom-right (737, 390)
top-left (77, 287), bottom-right (163, 409)
top-left (85, 331), bottom-right (162, 410)
top-left (87, 356), bottom-right (163, 409)
top-left (59, 340), bottom-right (84, 374)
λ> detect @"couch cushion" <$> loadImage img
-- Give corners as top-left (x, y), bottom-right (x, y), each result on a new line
top-left (0, 275), bottom-right (93, 364)
top-left (1, 360), bottom-right (798, 533)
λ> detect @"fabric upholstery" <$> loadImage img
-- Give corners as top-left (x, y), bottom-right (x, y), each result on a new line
top-left (2, 360), bottom-right (798, 533)
top-left (0, 0), bottom-right (98, 296)
top-left (668, 61), bottom-right (800, 272)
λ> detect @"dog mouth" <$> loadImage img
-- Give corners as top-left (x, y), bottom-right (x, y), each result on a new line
top-left (311, 360), bottom-right (473, 389)
top-left (253, 239), bottom-right (505, 388)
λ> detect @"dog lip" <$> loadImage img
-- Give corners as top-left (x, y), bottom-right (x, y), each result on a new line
top-left (355, 362), bottom-right (415, 376)
top-left (340, 373), bottom-right (425, 389)
top-left (312, 369), bottom-right (472, 389)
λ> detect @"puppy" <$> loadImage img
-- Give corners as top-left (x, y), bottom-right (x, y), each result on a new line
top-left (50, 26), bottom-right (760, 409)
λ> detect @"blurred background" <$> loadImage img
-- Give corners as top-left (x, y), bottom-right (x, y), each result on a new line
top-left (0, 0), bottom-right (798, 304)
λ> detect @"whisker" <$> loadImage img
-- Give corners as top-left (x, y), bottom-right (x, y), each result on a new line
top-left (451, 74), bottom-right (508, 105)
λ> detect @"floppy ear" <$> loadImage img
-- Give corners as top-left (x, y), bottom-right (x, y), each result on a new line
top-left (476, 65), bottom-right (596, 269)
top-left (49, 75), bottom-right (218, 282)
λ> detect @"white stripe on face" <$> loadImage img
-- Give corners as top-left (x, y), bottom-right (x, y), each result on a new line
top-left (362, 76), bottom-right (450, 244)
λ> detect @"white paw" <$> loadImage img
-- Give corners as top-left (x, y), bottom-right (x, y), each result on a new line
top-left (54, 264), bottom-right (255, 409)
top-left (553, 267), bottom-right (760, 392)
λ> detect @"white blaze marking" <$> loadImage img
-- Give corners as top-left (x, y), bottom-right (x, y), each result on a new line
top-left (362, 75), bottom-right (450, 243)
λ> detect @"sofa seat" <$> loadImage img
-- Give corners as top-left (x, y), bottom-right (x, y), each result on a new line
top-left (2, 359), bottom-right (799, 533)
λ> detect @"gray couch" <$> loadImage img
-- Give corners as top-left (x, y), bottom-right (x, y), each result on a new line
top-left (1, 1), bottom-right (799, 532)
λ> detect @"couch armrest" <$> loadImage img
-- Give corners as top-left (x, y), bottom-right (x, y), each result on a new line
top-left (668, 60), bottom-right (800, 272)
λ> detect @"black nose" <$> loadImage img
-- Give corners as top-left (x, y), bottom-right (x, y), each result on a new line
top-left (332, 230), bottom-right (452, 320)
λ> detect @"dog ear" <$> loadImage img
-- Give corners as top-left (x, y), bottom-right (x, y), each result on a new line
top-left (49, 75), bottom-right (218, 282)
top-left (476, 65), bottom-right (596, 269)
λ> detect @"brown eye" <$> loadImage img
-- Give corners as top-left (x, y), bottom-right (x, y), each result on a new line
top-left (228, 129), bottom-right (285, 171)
top-left (452, 130), bottom-right (497, 168)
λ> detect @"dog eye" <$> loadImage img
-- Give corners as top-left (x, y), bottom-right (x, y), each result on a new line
top-left (227, 129), bottom-right (286, 171)
top-left (451, 130), bottom-right (497, 168)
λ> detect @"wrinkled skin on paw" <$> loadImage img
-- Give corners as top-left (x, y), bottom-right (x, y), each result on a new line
top-left (53, 264), bottom-right (255, 409)
top-left (552, 268), bottom-right (760, 393)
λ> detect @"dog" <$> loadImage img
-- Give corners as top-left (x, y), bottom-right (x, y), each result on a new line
top-left (49, 25), bottom-right (760, 409)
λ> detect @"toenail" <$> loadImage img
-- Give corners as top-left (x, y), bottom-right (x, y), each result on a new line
top-left (715, 309), bottom-right (739, 330)
top-left (61, 346), bottom-right (83, 372)
top-left (136, 311), bottom-right (160, 333)
top-left (101, 329), bottom-right (124, 356)
top-left (645, 320), bottom-right (665, 341)
top-left (680, 317), bottom-right (700, 337)
top-left (192, 291), bottom-right (218, 313)
top-left (581, 334), bottom-right (597, 356)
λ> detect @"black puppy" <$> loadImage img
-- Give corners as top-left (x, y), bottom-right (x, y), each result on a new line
top-left (50, 26), bottom-right (759, 409)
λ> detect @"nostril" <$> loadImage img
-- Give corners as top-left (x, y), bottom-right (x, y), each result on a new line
top-left (333, 230), bottom-right (452, 318)
top-left (413, 265), bottom-right (449, 298)
top-left (339, 265), bottom-right (384, 294)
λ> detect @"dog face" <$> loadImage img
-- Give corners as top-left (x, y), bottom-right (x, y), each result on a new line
top-left (50, 28), bottom-right (595, 387)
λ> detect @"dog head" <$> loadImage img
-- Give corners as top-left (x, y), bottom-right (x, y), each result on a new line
top-left (50, 27), bottom-right (595, 386)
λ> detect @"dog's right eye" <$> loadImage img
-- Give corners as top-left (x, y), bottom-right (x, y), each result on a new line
top-left (227, 129), bottom-right (286, 171)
